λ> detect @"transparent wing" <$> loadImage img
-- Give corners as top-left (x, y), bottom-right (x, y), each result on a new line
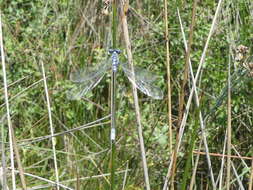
top-left (70, 60), bottom-right (110, 83)
top-left (122, 63), bottom-right (163, 99)
top-left (67, 71), bottom-right (106, 100)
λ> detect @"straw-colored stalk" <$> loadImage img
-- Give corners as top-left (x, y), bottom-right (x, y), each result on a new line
top-left (120, 1), bottom-right (151, 190)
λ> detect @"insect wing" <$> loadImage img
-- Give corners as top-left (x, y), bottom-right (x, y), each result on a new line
top-left (122, 63), bottom-right (163, 99)
top-left (67, 71), bottom-right (106, 100)
top-left (70, 60), bottom-right (110, 83)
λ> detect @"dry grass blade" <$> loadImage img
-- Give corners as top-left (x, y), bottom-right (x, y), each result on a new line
top-left (171, 1), bottom-right (198, 188)
top-left (121, 161), bottom-right (129, 190)
top-left (231, 162), bottom-right (244, 189)
top-left (18, 116), bottom-right (110, 145)
top-left (163, 0), bottom-right (225, 187)
top-left (226, 46), bottom-right (232, 190)
top-left (218, 130), bottom-right (227, 189)
top-left (189, 140), bottom-right (202, 190)
top-left (1, 115), bottom-right (8, 190)
top-left (175, 0), bottom-right (225, 186)
top-left (11, 125), bottom-right (27, 190)
top-left (13, 169), bottom-right (73, 190)
top-left (40, 60), bottom-right (60, 190)
top-left (0, 78), bottom-right (45, 109)
top-left (163, 0), bottom-right (173, 155)
top-left (120, 1), bottom-right (151, 189)
top-left (169, 7), bottom-right (214, 189)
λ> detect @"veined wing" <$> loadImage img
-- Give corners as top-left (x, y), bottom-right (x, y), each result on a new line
top-left (70, 60), bottom-right (110, 83)
top-left (122, 63), bottom-right (163, 100)
top-left (67, 71), bottom-right (106, 100)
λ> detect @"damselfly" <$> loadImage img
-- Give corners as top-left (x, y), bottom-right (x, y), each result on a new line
top-left (67, 49), bottom-right (163, 100)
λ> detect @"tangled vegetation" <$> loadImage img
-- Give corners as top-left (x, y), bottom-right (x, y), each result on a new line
top-left (0, 0), bottom-right (252, 189)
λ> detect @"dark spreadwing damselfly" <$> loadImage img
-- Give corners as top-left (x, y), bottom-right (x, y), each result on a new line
top-left (67, 49), bottom-right (163, 100)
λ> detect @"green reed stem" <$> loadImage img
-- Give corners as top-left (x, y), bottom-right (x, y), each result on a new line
top-left (110, 1), bottom-right (117, 190)
top-left (112, 0), bottom-right (117, 49)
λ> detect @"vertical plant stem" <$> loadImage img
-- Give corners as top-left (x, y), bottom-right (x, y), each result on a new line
top-left (136, 0), bottom-right (145, 32)
top-left (1, 13), bottom-right (27, 190)
top-left (249, 153), bottom-right (253, 190)
top-left (178, 6), bottom-right (217, 188)
top-left (121, 161), bottom-right (129, 190)
top-left (0, 12), bottom-right (16, 190)
top-left (171, 0), bottom-right (198, 187)
top-left (110, 69), bottom-right (117, 190)
top-left (41, 60), bottom-right (60, 190)
top-left (218, 130), bottom-right (227, 189)
top-left (110, 0), bottom-right (118, 189)
top-left (112, 0), bottom-right (117, 49)
top-left (164, 0), bottom-right (224, 186)
top-left (178, 0), bottom-right (198, 126)
top-left (1, 115), bottom-right (7, 190)
top-left (1, 13), bottom-right (27, 189)
top-left (120, 1), bottom-right (151, 190)
top-left (181, 108), bottom-right (198, 190)
top-left (11, 126), bottom-right (27, 190)
top-left (189, 140), bottom-right (202, 190)
top-left (163, 0), bottom-right (172, 154)
top-left (226, 46), bottom-right (232, 190)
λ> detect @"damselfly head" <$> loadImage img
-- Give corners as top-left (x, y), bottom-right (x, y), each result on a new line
top-left (109, 49), bottom-right (121, 54)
